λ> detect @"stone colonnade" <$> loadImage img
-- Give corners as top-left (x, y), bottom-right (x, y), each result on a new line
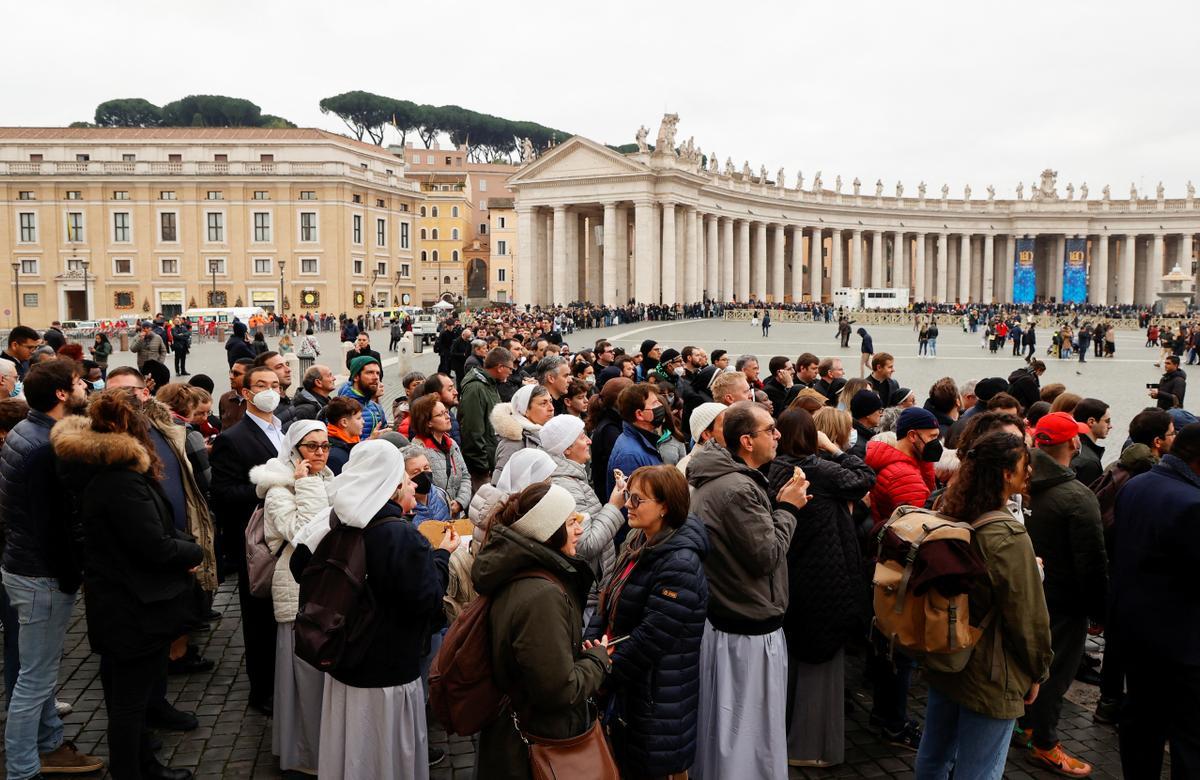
top-left (516, 203), bottom-right (1195, 308)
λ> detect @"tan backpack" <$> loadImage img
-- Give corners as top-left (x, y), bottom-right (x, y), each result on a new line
top-left (871, 505), bottom-right (1012, 675)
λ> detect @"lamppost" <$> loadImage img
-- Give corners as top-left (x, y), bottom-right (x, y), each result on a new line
top-left (209, 259), bottom-right (218, 306)
top-left (394, 269), bottom-right (402, 306)
top-left (80, 259), bottom-right (90, 319)
top-left (11, 261), bottom-right (21, 325)
top-left (278, 259), bottom-right (286, 318)
top-left (371, 269), bottom-right (380, 310)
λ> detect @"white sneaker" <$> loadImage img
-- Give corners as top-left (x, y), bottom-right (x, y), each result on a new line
top-left (55, 699), bottom-right (73, 717)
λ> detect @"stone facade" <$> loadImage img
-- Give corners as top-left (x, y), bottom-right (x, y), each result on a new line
top-left (0, 128), bottom-right (421, 323)
top-left (507, 117), bottom-right (1200, 307)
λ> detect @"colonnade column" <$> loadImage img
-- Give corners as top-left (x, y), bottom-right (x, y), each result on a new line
top-left (935, 233), bottom-right (948, 302)
top-left (633, 201), bottom-right (654, 303)
top-left (721, 217), bottom-right (735, 302)
top-left (1118, 234), bottom-right (1136, 305)
top-left (700, 216), bottom-right (710, 301)
top-left (1181, 233), bottom-right (1195, 304)
top-left (982, 234), bottom-right (995, 303)
top-left (736, 220), bottom-right (751, 301)
top-left (913, 233), bottom-right (926, 301)
top-left (1051, 235), bottom-right (1064, 301)
top-left (892, 232), bottom-right (905, 291)
top-left (516, 207), bottom-right (535, 305)
top-left (850, 229), bottom-right (863, 288)
top-left (1091, 234), bottom-right (1108, 305)
top-left (870, 231), bottom-right (883, 288)
top-left (602, 204), bottom-right (618, 306)
top-left (958, 233), bottom-right (971, 302)
top-left (1151, 233), bottom-right (1166, 301)
top-left (551, 206), bottom-right (568, 305)
top-left (830, 229), bottom-right (843, 292)
top-left (753, 221), bottom-right (768, 301)
top-left (771, 224), bottom-right (785, 302)
top-left (684, 207), bottom-right (698, 304)
top-left (789, 226), bottom-right (805, 302)
top-left (810, 228), bottom-right (823, 302)
top-left (660, 203), bottom-right (676, 306)
top-left (614, 207), bottom-right (629, 304)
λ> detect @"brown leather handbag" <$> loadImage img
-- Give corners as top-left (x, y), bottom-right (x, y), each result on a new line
top-left (513, 709), bottom-right (619, 780)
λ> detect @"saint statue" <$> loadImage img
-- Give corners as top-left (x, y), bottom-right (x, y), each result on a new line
top-left (895, 181), bottom-right (904, 198)
top-left (709, 154), bottom-right (719, 174)
top-left (813, 171), bottom-right (823, 192)
top-left (1130, 183), bottom-right (1138, 201)
top-left (941, 183), bottom-right (949, 199)
top-left (1065, 182), bottom-right (1074, 200)
top-left (918, 181), bottom-right (927, 199)
top-left (964, 184), bottom-right (971, 201)
top-left (835, 174), bottom-right (843, 194)
top-left (875, 179), bottom-right (884, 197)
top-left (1189, 181), bottom-right (1196, 199)
top-left (1016, 182), bottom-right (1024, 200)
top-left (986, 184), bottom-right (995, 200)
top-left (725, 157), bottom-right (735, 177)
top-left (1157, 181), bottom-right (1165, 199)
top-left (852, 177), bottom-right (861, 196)
top-left (742, 161), bottom-right (752, 179)
top-left (776, 167), bottom-right (786, 188)
top-left (1031, 182), bottom-right (1042, 201)
top-left (635, 125), bottom-right (649, 154)
top-left (1102, 184), bottom-right (1111, 201)
top-left (1079, 182), bottom-right (1088, 200)
top-left (519, 137), bottom-right (535, 164)
top-left (760, 165), bottom-right (768, 184)
top-left (654, 113), bottom-right (680, 154)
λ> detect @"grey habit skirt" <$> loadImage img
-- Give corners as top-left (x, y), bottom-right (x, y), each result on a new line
top-left (319, 675), bottom-right (429, 780)
top-left (786, 648), bottom-right (845, 766)
top-left (692, 620), bottom-right (789, 780)
top-left (273, 622), bottom-right (324, 773)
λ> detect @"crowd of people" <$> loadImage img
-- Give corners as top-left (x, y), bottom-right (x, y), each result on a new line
top-left (0, 302), bottom-right (1196, 780)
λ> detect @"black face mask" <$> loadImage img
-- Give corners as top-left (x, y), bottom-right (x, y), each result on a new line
top-left (412, 471), bottom-right (433, 496)
top-left (651, 405), bottom-right (668, 429)
top-left (920, 438), bottom-right (944, 463)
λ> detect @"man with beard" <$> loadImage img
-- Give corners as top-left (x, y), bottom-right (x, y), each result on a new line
top-left (337, 356), bottom-right (386, 438)
top-left (0, 360), bottom-right (103, 777)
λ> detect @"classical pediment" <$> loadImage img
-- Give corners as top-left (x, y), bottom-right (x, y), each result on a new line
top-left (508, 136), bottom-right (647, 185)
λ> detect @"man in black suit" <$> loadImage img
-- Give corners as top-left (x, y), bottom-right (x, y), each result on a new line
top-left (209, 364), bottom-right (284, 715)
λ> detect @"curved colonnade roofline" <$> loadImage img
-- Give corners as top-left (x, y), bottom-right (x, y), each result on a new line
top-left (506, 115), bottom-right (1200, 310)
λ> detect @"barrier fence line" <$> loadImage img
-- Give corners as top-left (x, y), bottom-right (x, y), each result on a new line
top-left (721, 310), bottom-right (1194, 330)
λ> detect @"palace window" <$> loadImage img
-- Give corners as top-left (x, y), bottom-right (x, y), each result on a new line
top-left (300, 257), bottom-right (319, 274)
top-left (160, 212), bottom-right (177, 242)
top-left (18, 213), bottom-right (36, 243)
top-left (20, 259), bottom-right (38, 274)
top-left (299, 212), bottom-right (317, 241)
top-left (66, 191), bottom-right (81, 200)
top-left (300, 191), bottom-right (316, 200)
top-left (400, 262), bottom-right (410, 277)
top-left (451, 206), bottom-right (459, 218)
top-left (112, 190), bottom-right (129, 200)
top-left (206, 212), bottom-right (224, 242)
top-left (353, 215), bottom-right (362, 244)
top-left (206, 191), bottom-right (224, 200)
top-left (353, 258), bottom-right (364, 274)
top-left (254, 212), bottom-right (271, 242)
top-left (160, 191), bottom-right (176, 200)
top-left (376, 218), bottom-right (387, 246)
top-left (253, 190), bottom-right (270, 200)
top-left (113, 212), bottom-right (130, 243)
top-left (254, 258), bottom-right (271, 274)
top-left (113, 257), bottom-right (132, 275)
top-left (160, 258), bottom-right (179, 275)
top-left (498, 268), bottom-right (506, 282)
top-left (66, 212), bottom-right (84, 242)
top-left (497, 240), bottom-right (507, 256)
top-left (18, 191), bottom-right (34, 200)
top-left (400, 222), bottom-right (409, 249)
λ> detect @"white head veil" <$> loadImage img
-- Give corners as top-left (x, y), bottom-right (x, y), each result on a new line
top-left (279, 419), bottom-right (325, 459)
top-left (495, 449), bottom-right (555, 494)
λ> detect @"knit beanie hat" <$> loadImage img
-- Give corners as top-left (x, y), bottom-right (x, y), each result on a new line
top-left (349, 355), bottom-right (380, 380)
top-left (510, 483), bottom-right (576, 543)
top-left (850, 389), bottom-right (883, 419)
top-left (896, 406), bottom-right (940, 438)
top-left (540, 414), bottom-right (585, 457)
top-left (689, 402), bottom-right (726, 440)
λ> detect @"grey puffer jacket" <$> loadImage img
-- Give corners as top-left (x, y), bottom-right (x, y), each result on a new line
top-left (417, 433), bottom-right (472, 511)
top-left (549, 454), bottom-right (624, 611)
top-left (489, 402), bottom-right (542, 484)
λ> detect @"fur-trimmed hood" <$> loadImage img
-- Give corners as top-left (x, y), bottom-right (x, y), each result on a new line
top-left (51, 415), bottom-right (151, 473)
top-left (250, 454), bottom-right (334, 499)
top-left (490, 402), bottom-right (542, 442)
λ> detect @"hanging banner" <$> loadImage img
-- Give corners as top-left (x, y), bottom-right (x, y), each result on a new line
top-left (1013, 238), bottom-right (1036, 303)
top-left (1063, 238), bottom-right (1087, 303)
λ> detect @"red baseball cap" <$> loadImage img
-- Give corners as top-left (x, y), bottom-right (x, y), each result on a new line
top-left (1032, 412), bottom-right (1089, 447)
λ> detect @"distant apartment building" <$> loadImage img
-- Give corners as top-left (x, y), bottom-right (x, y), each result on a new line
top-left (0, 127), bottom-right (422, 325)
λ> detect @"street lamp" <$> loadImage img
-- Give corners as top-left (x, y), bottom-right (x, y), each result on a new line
top-left (11, 261), bottom-right (21, 325)
top-left (278, 259), bottom-right (286, 317)
top-left (371, 268), bottom-right (380, 310)
top-left (394, 269), bottom-right (402, 306)
top-left (80, 259), bottom-right (90, 319)
top-left (209, 259), bottom-right (218, 306)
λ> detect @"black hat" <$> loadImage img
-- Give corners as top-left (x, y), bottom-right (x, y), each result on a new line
top-left (975, 377), bottom-right (1010, 402)
top-left (850, 389), bottom-right (884, 419)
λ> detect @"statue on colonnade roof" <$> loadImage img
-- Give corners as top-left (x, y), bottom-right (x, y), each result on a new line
top-left (1079, 182), bottom-right (1088, 200)
top-left (635, 125), bottom-right (649, 154)
top-left (1037, 169), bottom-right (1058, 200)
top-left (654, 114), bottom-right (679, 154)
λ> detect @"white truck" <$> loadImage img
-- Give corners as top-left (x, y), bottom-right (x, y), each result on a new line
top-left (833, 287), bottom-right (910, 310)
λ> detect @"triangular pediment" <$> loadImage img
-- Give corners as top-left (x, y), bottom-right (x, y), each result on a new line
top-left (508, 136), bottom-right (647, 185)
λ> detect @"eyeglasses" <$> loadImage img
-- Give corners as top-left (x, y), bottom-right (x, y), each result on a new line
top-left (623, 491), bottom-right (658, 509)
top-left (752, 425), bottom-right (777, 437)
top-left (297, 442), bottom-right (332, 452)
top-left (434, 410), bottom-right (451, 418)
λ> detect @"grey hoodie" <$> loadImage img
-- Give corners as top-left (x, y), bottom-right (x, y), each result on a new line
top-left (686, 444), bottom-right (799, 633)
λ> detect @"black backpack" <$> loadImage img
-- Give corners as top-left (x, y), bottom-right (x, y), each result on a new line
top-left (294, 511), bottom-right (401, 674)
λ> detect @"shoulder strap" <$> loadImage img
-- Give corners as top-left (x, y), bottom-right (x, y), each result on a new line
top-left (971, 510), bottom-right (1017, 529)
top-left (511, 568), bottom-right (567, 596)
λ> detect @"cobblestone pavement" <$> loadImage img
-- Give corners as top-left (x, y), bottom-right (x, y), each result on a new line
top-left (0, 583), bottom-right (1148, 779)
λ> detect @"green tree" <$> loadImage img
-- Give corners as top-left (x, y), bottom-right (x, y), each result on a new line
top-left (94, 98), bottom-right (163, 127)
top-left (388, 98), bottom-right (422, 148)
top-left (161, 95), bottom-right (263, 127)
top-left (259, 114), bottom-right (297, 129)
top-left (318, 91), bottom-right (396, 144)
top-left (415, 104), bottom-right (452, 149)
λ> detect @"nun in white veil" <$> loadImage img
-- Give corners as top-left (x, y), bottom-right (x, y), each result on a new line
top-left (293, 440), bottom-right (458, 780)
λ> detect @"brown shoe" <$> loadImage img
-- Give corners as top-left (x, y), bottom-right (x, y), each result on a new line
top-left (40, 740), bottom-right (105, 774)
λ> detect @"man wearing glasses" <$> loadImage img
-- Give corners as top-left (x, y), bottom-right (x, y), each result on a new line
top-left (688, 401), bottom-right (810, 779)
top-left (210, 365), bottom-right (286, 716)
top-left (459, 347), bottom-right (513, 494)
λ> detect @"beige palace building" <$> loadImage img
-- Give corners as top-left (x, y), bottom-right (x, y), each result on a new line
top-left (0, 127), bottom-right (423, 326)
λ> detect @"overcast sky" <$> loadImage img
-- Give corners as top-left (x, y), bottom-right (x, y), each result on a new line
top-left (8, 0), bottom-right (1200, 198)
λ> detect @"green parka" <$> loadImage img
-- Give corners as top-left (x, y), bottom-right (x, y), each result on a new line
top-left (924, 514), bottom-right (1053, 720)
top-left (459, 366), bottom-right (501, 476)
top-left (472, 523), bottom-right (610, 780)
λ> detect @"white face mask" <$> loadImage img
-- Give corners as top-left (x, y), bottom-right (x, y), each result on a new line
top-left (673, 366), bottom-right (686, 377)
top-left (251, 388), bottom-right (281, 414)
top-left (584, 374), bottom-right (596, 386)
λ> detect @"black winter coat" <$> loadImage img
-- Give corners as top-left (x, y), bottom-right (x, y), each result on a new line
top-left (589, 409), bottom-right (624, 504)
top-left (0, 411), bottom-right (70, 584)
top-left (768, 452), bottom-right (875, 662)
top-left (586, 516), bottom-right (710, 777)
top-left (225, 335), bottom-right (255, 367)
top-left (290, 501), bottom-right (449, 688)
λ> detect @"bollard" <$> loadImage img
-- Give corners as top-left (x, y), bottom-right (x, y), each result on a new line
top-left (119, 331), bottom-right (129, 352)
top-left (397, 332), bottom-right (413, 377)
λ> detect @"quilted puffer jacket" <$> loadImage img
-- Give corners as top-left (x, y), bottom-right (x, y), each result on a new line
top-left (585, 516), bottom-right (710, 776)
top-left (250, 456), bottom-right (334, 623)
top-left (489, 402), bottom-right (542, 485)
top-left (864, 437), bottom-right (935, 530)
top-left (549, 454), bottom-right (624, 611)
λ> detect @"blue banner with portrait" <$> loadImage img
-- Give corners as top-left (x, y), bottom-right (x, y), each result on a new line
top-left (1013, 238), bottom-right (1036, 303)
top-left (1063, 238), bottom-right (1087, 303)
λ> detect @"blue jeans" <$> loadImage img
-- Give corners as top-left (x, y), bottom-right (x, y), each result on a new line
top-left (929, 337), bottom-right (938, 356)
top-left (2, 570), bottom-right (75, 780)
top-left (915, 686), bottom-right (1014, 780)
top-left (0, 580), bottom-right (22, 701)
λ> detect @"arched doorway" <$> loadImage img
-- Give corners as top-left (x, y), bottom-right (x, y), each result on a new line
top-left (467, 258), bottom-right (488, 299)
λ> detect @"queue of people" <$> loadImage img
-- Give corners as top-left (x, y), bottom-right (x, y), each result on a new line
top-left (0, 307), bottom-right (1198, 780)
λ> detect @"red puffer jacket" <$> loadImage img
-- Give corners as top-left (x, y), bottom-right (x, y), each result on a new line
top-left (864, 438), bottom-right (935, 530)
